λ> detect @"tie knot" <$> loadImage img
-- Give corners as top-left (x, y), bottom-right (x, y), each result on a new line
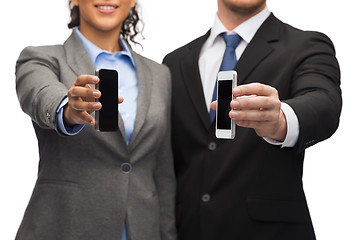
top-left (221, 33), bottom-right (242, 49)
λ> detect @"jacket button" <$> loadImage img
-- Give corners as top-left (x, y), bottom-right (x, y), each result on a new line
top-left (121, 163), bottom-right (132, 173)
top-left (202, 193), bottom-right (211, 202)
top-left (208, 142), bottom-right (217, 151)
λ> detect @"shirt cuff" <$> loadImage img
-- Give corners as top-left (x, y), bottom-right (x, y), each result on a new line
top-left (56, 97), bottom-right (85, 136)
top-left (263, 102), bottom-right (299, 148)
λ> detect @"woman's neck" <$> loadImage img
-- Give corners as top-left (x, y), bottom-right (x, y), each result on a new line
top-left (79, 23), bottom-right (122, 53)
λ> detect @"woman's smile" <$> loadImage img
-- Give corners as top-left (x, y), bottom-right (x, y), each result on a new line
top-left (95, 3), bottom-right (118, 14)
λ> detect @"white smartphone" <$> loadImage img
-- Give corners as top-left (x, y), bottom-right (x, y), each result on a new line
top-left (215, 70), bottom-right (237, 139)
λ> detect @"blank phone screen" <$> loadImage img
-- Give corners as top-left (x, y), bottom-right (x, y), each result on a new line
top-left (217, 80), bottom-right (232, 130)
top-left (97, 69), bottom-right (118, 131)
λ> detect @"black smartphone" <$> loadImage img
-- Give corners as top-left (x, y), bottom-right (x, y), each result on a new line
top-left (95, 69), bottom-right (118, 131)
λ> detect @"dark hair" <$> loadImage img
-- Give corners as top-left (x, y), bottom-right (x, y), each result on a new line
top-left (67, 1), bottom-right (143, 46)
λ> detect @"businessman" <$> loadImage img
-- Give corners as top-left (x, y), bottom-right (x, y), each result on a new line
top-left (163, 0), bottom-right (341, 239)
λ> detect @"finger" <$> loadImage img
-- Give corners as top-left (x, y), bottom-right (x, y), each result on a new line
top-left (210, 101), bottom-right (217, 111)
top-left (69, 86), bottom-right (101, 99)
top-left (231, 96), bottom-right (279, 110)
top-left (233, 83), bottom-right (277, 98)
top-left (118, 96), bottom-right (124, 104)
top-left (70, 100), bottom-right (102, 112)
top-left (74, 75), bottom-right (99, 87)
top-left (233, 119), bottom-right (265, 130)
top-left (78, 111), bottom-right (96, 126)
top-left (229, 109), bottom-right (274, 122)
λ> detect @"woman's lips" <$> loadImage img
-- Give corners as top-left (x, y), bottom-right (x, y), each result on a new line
top-left (95, 4), bottom-right (118, 14)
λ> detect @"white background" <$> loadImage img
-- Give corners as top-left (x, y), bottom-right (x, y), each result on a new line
top-left (1, 0), bottom-right (353, 239)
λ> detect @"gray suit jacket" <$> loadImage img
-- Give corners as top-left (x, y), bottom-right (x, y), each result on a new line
top-left (15, 31), bottom-right (176, 240)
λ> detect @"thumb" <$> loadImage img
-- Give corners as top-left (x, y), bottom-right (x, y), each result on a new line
top-left (210, 101), bottom-right (217, 111)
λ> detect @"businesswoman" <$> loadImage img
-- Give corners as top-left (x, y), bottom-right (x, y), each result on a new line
top-left (15, 1), bottom-right (176, 240)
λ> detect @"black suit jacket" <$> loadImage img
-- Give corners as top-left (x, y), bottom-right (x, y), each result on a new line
top-left (163, 14), bottom-right (341, 240)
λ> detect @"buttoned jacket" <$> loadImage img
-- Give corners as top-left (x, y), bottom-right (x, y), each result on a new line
top-left (163, 14), bottom-right (341, 240)
top-left (15, 31), bottom-right (176, 240)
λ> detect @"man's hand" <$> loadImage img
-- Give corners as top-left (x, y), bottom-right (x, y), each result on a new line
top-left (211, 83), bottom-right (287, 141)
top-left (64, 75), bottom-right (123, 127)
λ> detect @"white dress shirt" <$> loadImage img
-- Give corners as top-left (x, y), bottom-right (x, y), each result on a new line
top-left (198, 7), bottom-right (299, 147)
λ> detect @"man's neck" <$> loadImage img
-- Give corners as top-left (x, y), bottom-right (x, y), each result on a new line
top-left (217, 4), bottom-right (267, 30)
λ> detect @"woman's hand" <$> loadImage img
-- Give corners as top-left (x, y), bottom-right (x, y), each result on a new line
top-left (64, 75), bottom-right (123, 126)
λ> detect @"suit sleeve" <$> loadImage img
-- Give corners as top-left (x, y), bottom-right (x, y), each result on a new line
top-left (284, 32), bottom-right (342, 153)
top-left (154, 66), bottom-right (177, 240)
top-left (16, 46), bottom-right (68, 133)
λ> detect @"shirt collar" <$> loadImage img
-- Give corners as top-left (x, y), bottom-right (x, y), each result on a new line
top-left (207, 6), bottom-right (271, 47)
top-left (74, 28), bottom-right (135, 67)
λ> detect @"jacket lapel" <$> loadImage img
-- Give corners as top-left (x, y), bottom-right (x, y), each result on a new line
top-left (236, 14), bottom-right (281, 85)
top-left (178, 15), bottom-right (282, 130)
top-left (64, 30), bottom-right (96, 77)
top-left (127, 51), bottom-right (153, 151)
top-left (180, 32), bottom-right (212, 131)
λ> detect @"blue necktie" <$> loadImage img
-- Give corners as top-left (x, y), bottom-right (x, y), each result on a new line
top-left (210, 33), bottom-right (242, 122)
